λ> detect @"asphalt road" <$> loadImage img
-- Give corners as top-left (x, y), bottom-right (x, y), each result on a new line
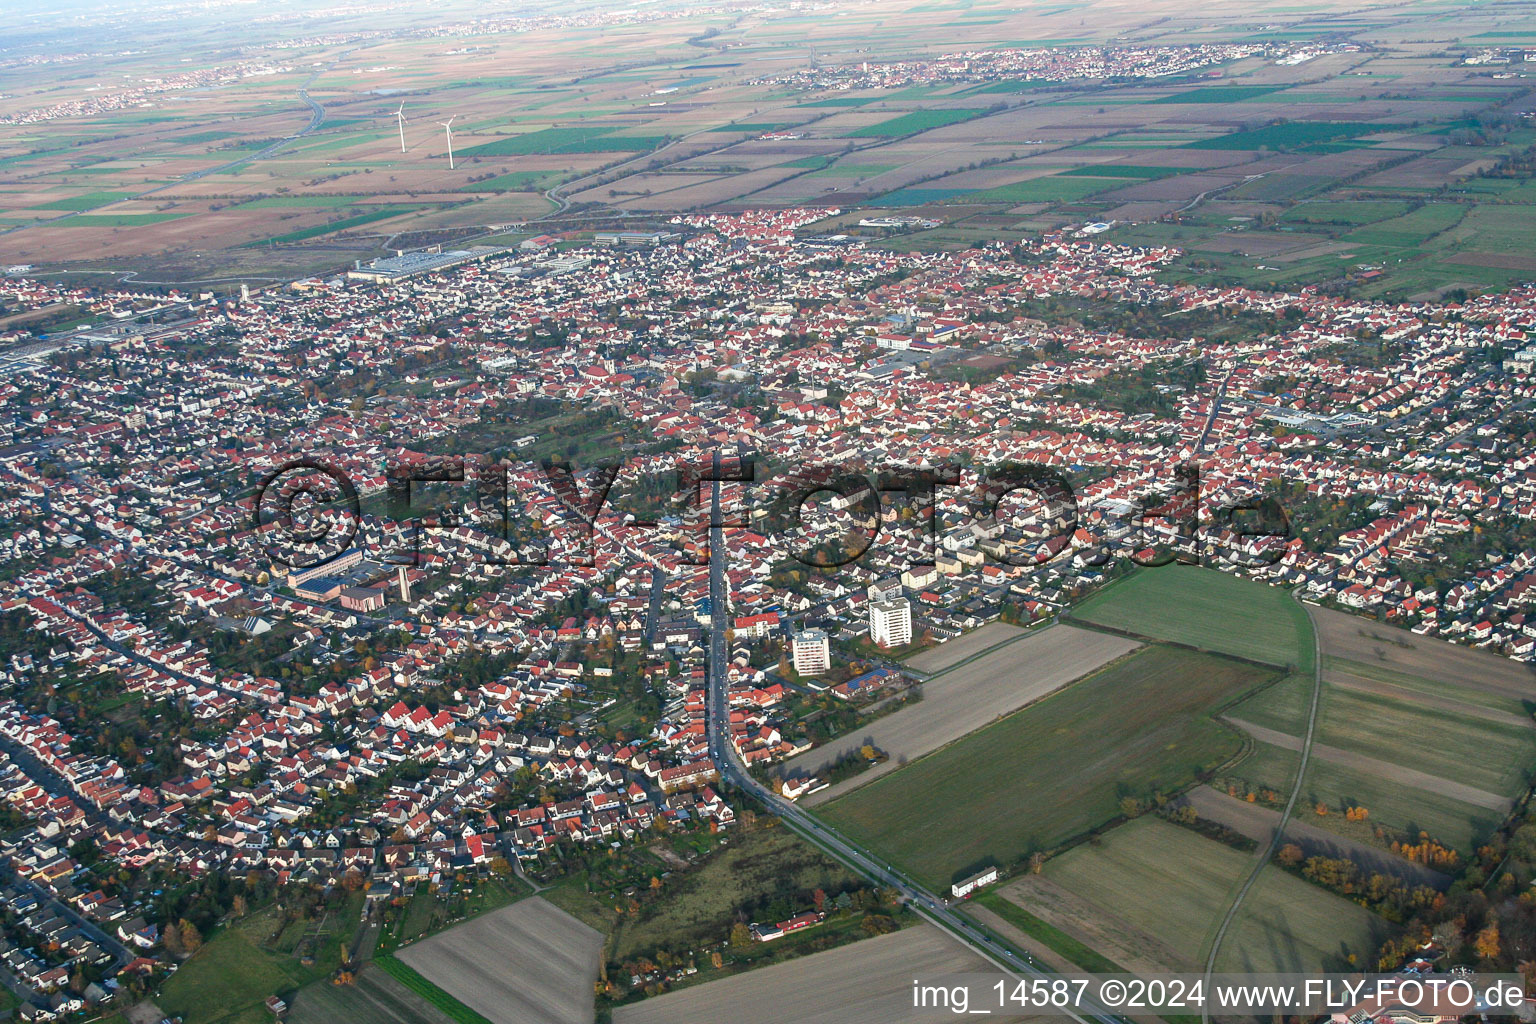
top-left (701, 463), bottom-right (1121, 1024)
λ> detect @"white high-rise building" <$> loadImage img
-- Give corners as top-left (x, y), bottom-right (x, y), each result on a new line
top-left (870, 598), bottom-right (912, 649)
top-left (791, 628), bottom-right (831, 676)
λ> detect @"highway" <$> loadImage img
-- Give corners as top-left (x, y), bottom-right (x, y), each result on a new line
top-left (701, 464), bottom-right (1122, 1024)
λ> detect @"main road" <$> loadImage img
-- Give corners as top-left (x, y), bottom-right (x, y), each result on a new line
top-left (701, 466), bottom-right (1123, 1024)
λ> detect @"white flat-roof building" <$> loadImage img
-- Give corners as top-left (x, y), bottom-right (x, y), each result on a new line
top-left (951, 866), bottom-right (998, 899)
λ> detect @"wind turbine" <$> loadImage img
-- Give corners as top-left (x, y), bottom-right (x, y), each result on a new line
top-left (438, 115), bottom-right (456, 170)
top-left (395, 102), bottom-right (407, 153)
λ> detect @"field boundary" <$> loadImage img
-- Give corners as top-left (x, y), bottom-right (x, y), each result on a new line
top-left (374, 955), bottom-right (495, 1024)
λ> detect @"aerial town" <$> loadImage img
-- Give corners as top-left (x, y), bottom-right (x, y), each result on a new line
top-left (3, 198), bottom-right (1536, 1018)
top-left (7, 0), bottom-right (1536, 1021)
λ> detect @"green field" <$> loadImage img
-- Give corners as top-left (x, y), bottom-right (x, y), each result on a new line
top-left (1071, 567), bottom-right (1311, 669)
top-left (1342, 203), bottom-right (1464, 247)
top-left (1186, 121), bottom-right (1385, 151)
top-left (458, 128), bottom-right (666, 157)
top-left (1068, 164), bottom-right (1181, 179)
top-left (1243, 751), bottom-right (1503, 853)
top-left (797, 96), bottom-right (879, 107)
top-left (804, 161), bottom-right (900, 176)
top-left (1278, 200), bottom-right (1412, 225)
top-left (63, 212), bottom-right (188, 226)
top-left (817, 645), bottom-right (1275, 888)
top-left (1032, 817), bottom-right (1385, 973)
top-left (28, 190), bottom-right (137, 210)
top-left (1151, 85), bottom-right (1286, 104)
top-left (1427, 204), bottom-right (1536, 256)
top-left (842, 108), bottom-right (985, 137)
top-left (972, 175), bottom-right (1121, 203)
top-left (1224, 654), bottom-right (1532, 851)
top-left (1317, 686), bottom-right (1535, 798)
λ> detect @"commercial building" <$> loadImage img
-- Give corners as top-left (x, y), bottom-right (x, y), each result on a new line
top-left (593, 230), bottom-right (681, 247)
top-left (347, 245), bottom-right (510, 283)
top-left (870, 598), bottom-right (913, 648)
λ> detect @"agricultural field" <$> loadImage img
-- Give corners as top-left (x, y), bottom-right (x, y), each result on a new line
top-left (1176, 785), bottom-right (1450, 889)
top-left (6, 0), bottom-right (1536, 282)
top-left (394, 898), bottom-right (603, 1024)
top-left (816, 645), bottom-right (1278, 889)
top-left (289, 964), bottom-right (459, 1024)
top-left (1224, 607), bottom-right (1536, 853)
top-left (997, 817), bottom-right (1386, 975)
top-left (785, 624), bottom-right (1141, 804)
top-left (612, 923), bottom-right (1036, 1024)
top-left (904, 620), bottom-right (1024, 673)
top-left (1071, 567), bottom-right (1312, 669)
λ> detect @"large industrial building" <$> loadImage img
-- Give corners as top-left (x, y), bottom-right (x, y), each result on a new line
top-left (348, 244), bottom-right (511, 282)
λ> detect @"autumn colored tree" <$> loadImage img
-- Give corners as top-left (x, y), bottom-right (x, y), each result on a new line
top-left (729, 922), bottom-right (754, 947)
top-left (1277, 844), bottom-right (1304, 867)
top-left (812, 888), bottom-right (827, 913)
top-left (1475, 924), bottom-right (1501, 960)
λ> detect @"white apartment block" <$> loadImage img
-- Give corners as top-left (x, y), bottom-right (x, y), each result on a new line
top-left (791, 628), bottom-right (831, 676)
top-left (870, 598), bottom-right (912, 648)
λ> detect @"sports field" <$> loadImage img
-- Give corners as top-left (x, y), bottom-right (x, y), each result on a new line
top-left (1000, 817), bottom-right (1385, 974)
top-left (1071, 567), bottom-right (1311, 669)
top-left (816, 645), bottom-right (1276, 888)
